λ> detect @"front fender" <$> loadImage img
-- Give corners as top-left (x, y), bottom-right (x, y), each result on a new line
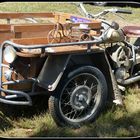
top-left (37, 54), bottom-right (71, 91)
top-left (37, 51), bottom-right (122, 103)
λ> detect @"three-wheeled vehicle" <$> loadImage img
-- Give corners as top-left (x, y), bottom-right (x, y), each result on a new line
top-left (0, 4), bottom-right (139, 127)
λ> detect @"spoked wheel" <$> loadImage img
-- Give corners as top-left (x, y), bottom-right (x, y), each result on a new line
top-left (47, 29), bottom-right (62, 43)
top-left (49, 66), bottom-right (108, 128)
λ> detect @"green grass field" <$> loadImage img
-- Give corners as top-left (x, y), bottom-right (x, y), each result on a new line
top-left (0, 2), bottom-right (140, 138)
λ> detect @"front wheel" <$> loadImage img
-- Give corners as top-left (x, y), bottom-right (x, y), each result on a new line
top-left (48, 66), bottom-right (108, 128)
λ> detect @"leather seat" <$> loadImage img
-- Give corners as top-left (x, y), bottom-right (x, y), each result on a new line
top-left (122, 26), bottom-right (140, 36)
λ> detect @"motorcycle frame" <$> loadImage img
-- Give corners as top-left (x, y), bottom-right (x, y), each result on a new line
top-left (0, 39), bottom-right (120, 106)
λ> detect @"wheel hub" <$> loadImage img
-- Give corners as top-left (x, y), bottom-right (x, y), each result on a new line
top-left (70, 85), bottom-right (92, 110)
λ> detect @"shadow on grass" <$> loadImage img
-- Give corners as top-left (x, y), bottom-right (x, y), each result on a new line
top-left (0, 94), bottom-right (50, 119)
top-left (0, 95), bottom-right (139, 137)
top-left (112, 111), bottom-right (140, 137)
top-left (0, 111), bottom-right (13, 131)
top-left (29, 102), bottom-right (113, 137)
top-left (0, 94), bottom-right (50, 132)
top-left (29, 104), bottom-right (140, 137)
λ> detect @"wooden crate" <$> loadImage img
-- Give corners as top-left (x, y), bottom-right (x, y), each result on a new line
top-left (0, 12), bottom-right (101, 42)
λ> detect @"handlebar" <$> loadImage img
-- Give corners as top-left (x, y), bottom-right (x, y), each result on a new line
top-left (116, 9), bottom-right (132, 14)
top-left (76, 3), bottom-right (132, 19)
top-left (104, 8), bottom-right (132, 14)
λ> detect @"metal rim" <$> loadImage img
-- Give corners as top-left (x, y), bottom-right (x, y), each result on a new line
top-left (59, 72), bottom-right (102, 123)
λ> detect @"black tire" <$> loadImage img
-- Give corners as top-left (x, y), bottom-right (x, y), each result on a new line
top-left (48, 66), bottom-right (108, 128)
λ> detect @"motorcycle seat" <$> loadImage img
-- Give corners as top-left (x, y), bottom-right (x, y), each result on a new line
top-left (122, 26), bottom-right (140, 37)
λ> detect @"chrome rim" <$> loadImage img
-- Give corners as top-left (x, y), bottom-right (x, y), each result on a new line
top-left (59, 73), bottom-right (101, 123)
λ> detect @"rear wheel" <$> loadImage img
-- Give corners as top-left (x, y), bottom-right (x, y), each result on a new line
top-left (49, 66), bottom-right (108, 128)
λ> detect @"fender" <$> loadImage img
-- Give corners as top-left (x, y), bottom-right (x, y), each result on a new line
top-left (37, 51), bottom-right (122, 103)
top-left (37, 52), bottom-right (100, 92)
top-left (37, 54), bottom-right (71, 91)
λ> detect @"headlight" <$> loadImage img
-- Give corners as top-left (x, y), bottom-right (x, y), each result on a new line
top-left (3, 46), bottom-right (17, 64)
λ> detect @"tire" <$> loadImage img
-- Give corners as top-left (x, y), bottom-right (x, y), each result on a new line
top-left (48, 66), bottom-right (108, 128)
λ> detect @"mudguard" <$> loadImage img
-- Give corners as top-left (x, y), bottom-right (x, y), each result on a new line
top-left (37, 54), bottom-right (71, 91)
top-left (37, 51), bottom-right (122, 105)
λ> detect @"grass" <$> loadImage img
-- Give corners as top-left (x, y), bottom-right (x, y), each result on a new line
top-left (0, 2), bottom-right (139, 25)
top-left (0, 88), bottom-right (139, 137)
top-left (0, 2), bottom-right (140, 138)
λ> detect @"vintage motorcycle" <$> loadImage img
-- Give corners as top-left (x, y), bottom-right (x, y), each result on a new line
top-left (0, 3), bottom-right (140, 128)
top-left (77, 2), bottom-right (140, 101)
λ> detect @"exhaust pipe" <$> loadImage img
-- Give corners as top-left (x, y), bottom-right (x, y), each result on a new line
top-left (118, 75), bottom-right (140, 86)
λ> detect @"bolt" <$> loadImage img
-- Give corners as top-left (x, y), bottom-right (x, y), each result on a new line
top-left (48, 85), bottom-right (52, 90)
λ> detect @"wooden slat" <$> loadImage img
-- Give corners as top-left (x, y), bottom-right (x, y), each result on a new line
top-left (45, 45), bottom-right (101, 55)
top-left (11, 24), bottom-right (55, 32)
top-left (11, 36), bottom-right (71, 45)
top-left (0, 24), bottom-right (11, 32)
top-left (0, 32), bottom-right (14, 43)
top-left (11, 37), bottom-right (49, 45)
top-left (21, 31), bottom-right (51, 38)
top-left (11, 22), bottom-right (100, 34)
top-left (16, 51), bottom-right (41, 57)
top-left (0, 12), bottom-right (55, 19)
top-left (16, 45), bottom-right (101, 57)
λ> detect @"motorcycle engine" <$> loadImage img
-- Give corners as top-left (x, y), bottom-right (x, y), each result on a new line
top-left (108, 44), bottom-right (132, 82)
